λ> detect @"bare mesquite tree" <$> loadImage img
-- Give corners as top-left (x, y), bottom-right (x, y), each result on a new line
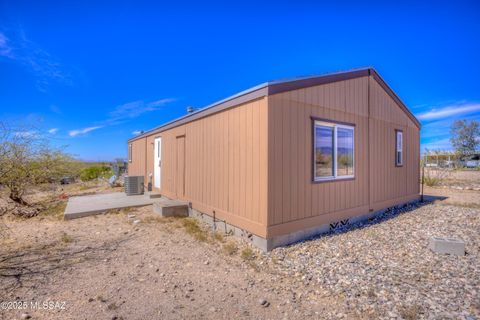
top-left (0, 121), bottom-right (78, 205)
top-left (450, 119), bottom-right (480, 158)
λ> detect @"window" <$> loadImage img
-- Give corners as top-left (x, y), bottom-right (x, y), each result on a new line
top-left (314, 120), bottom-right (354, 181)
top-left (395, 130), bottom-right (403, 166)
top-left (128, 144), bottom-right (132, 162)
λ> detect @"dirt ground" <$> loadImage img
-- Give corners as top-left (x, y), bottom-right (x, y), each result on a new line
top-left (424, 186), bottom-right (480, 207)
top-left (423, 167), bottom-right (480, 206)
top-left (0, 206), bottom-right (343, 320)
top-left (424, 168), bottom-right (480, 190)
top-left (0, 181), bottom-right (479, 320)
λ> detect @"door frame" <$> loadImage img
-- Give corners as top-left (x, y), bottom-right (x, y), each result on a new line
top-left (154, 136), bottom-right (162, 189)
top-left (175, 135), bottom-right (186, 198)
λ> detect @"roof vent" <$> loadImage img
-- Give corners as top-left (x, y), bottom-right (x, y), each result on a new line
top-left (187, 106), bottom-right (197, 114)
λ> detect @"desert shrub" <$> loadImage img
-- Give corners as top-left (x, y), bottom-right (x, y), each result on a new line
top-left (398, 304), bottom-right (422, 320)
top-left (39, 201), bottom-right (67, 219)
top-left (422, 168), bottom-right (449, 187)
top-left (0, 123), bottom-right (78, 205)
top-left (213, 232), bottom-right (224, 242)
top-left (181, 218), bottom-right (208, 242)
top-left (240, 247), bottom-right (255, 261)
top-left (422, 175), bottom-right (441, 187)
top-left (61, 232), bottom-right (73, 243)
top-left (79, 166), bottom-right (113, 181)
top-left (223, 242), bottom-right (238, 255)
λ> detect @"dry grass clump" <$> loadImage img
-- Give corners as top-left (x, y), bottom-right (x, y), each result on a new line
top-left (142, 216), bottom-right (167, 224)
top-left (181, 218), bottom-right (208, 242)
top-left (422, 168), bottom-right (449, 186)
top-left (223, 241), bottom-right (238, 255)
top-left (398, 304), bottom-right (422, 320)
top-left (61, 232), bottom-right (74, 244)
top-left (39, 201), bottom-right (67, 219)
top-left (213, 232), bottom-right (225, 243)
top-left (240, 247), bottom-right (254, 261)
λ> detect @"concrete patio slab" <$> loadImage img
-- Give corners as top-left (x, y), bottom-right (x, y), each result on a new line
top-left (64, 192), bottom-right (156, 220)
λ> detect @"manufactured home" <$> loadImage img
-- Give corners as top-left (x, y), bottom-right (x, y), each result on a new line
top-left (128, 68), bottom-right (420, 250)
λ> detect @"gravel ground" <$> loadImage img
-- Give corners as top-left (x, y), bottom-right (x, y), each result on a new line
top-left (263, 203), bottom-right (480, 319)
top-left (1, 188), bottom-right (479, 319)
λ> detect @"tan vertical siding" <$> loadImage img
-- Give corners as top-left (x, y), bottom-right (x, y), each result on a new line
top-left (267, 76), bottom-right (419, 237)
top-left (128, 73), bottom-right (419, 241)
top-left (144, 98), bottom-right (269, 237)
top-left (128, 138), bottom-right (147, 178)
top-left (368, 76), bottom-right (419, 210)
top-left (145, 135), bottom-right (154, 187)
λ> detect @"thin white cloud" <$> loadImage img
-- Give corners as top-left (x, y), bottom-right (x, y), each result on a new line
top-left (49, 104), bottom-right (62, 114)
top-left (108, 98), bottom-right (176, 122)
top-left (421, 138), bottom-right (452, 152)
top-left (417, 103), bottom-right (480, 121)
top-left (48, 128), bottom-right (59, 134)
top-left (0, 29), bottom-right (70, 92)
top-left (67, 98), bottom-right (175, 138)
top-left (0, 32), bottom-right (14, 58)
top-left (69, 126), bottom-right (103, 137)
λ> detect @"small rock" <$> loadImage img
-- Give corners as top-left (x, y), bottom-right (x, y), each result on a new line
top-left (127, 214), bottom-right (136, 219)
top-left (209, 307), bottom-right (217, 312)
top-left (21, 313), bottom-right (31, 319)
top-left (133, 219), bottom-right (141, 225)
top-left (204, 261), bottom-right (210, 265)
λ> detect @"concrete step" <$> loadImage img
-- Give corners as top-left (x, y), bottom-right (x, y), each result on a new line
top-left (153, 198), bottom-right (189, 217)
top-left (147, 192), bottom-right (162, 199)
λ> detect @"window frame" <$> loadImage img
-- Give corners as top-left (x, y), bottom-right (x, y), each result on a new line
top-left (128, 144), bottom-right (133, 163)
top-left (395, 129), bottom-right (403, 167)
top-left (312, 118), bottom-right (355, 182)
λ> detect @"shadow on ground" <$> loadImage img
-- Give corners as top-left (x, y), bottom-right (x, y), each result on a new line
top-left (288, 196), bottom-right (448, 247)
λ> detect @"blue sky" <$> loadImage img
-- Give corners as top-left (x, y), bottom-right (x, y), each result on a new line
top-left (0, 1), bottom-right (479, 160)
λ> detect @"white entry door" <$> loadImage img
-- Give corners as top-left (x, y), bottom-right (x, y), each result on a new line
top-left (154, 137), bottom-right (162, 189)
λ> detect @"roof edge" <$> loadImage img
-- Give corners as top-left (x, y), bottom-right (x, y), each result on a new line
top-left (368, 68), bottom-right (421, 129)
top-left (128, 83), bottom-right (269, 142)
top-left (128, 67), bottom-right (420, 143)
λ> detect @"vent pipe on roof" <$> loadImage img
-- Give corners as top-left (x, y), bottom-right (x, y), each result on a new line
top-left (187, 106), bottom-right (197, 114)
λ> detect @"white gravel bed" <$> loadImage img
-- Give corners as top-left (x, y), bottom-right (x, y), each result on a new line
top-left (265, 203), bottom-right (480, 319)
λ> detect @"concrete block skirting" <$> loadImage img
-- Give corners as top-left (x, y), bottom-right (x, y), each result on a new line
top-left (188, 198), bottom-right (420, 252)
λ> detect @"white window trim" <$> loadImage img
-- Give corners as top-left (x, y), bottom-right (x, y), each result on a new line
top-left (396, 130), bottom-right (403, 166)
top-left (314, 120), bottom-right (355, 182)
